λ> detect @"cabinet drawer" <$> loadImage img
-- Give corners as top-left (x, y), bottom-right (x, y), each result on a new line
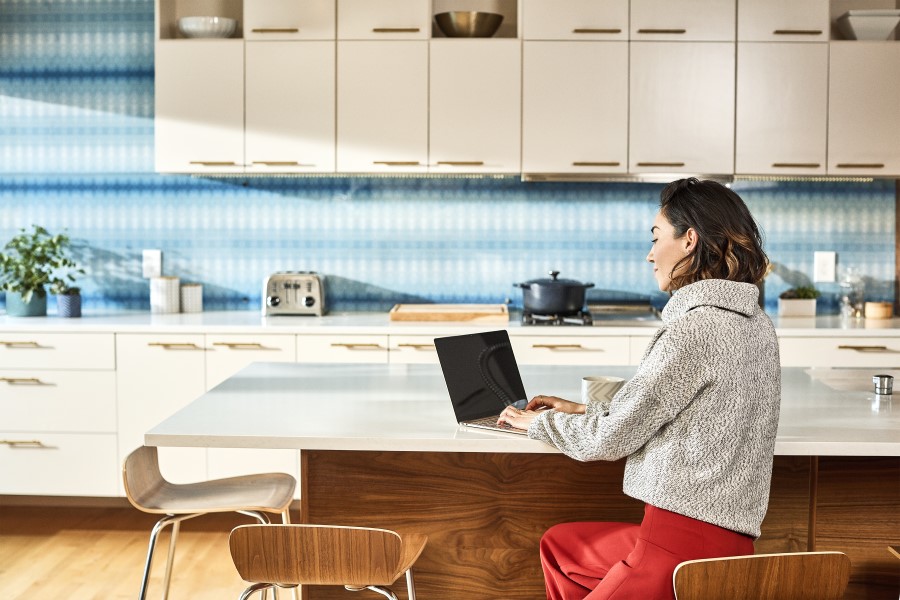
top-left (206, 334), bottom-right (296, 389)
top-left (0, 333), bottom-right (114, 370)
top-left (337, 0), bottom-right (429, 39)
top-left (0, 432), bottom-right (118, 496)
top-left (511, 336), bottom-right (630, 365)
top-left (297, 335), bottom-right (390, 363)
top-left (779, 337), bottom-right (900, 368)
top-left (0, 370), bottom-right (116, 432)
top-left (389, 335), bottom-right (439, 364)
top-left (245, 0), bottom-right (335, 40)
top-left (523, 0), bottom-right (628, 40)
top-left (629, 336), bottom-right (656, 365)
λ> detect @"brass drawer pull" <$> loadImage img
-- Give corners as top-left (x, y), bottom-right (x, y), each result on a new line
top-left (251, 28), bottom-right (300, 33)
top-left (0, 377), bottom-right (47, 385)
top-left (374, 161), bottom-right (422, 167)
top-left (637, 162), bottom-right (685, 167)
top-left (0, 341), bottom-right (43, 348)
top-left (1, 439), bottom-right (47, 448)
top-left (573, 28), bottom-right (622, 34)
top-left (637, 28), bottom-right (686, 34)
top-left (835, 163), bottom-right (884, 169)
top-left (436, 161), bottom-right (485, 167)
top-left (331, 343), bottom-right (386, 350)
top-left (372, 27), bottom-right (420, 33)
top-left (532, 344), bottom-right (586, 350)
top-left (773, 29), bottom-right (822, 35)
top-left (573, 161), bottom-right (620, 167)
top-left (397, 343), bottom-right (436, 351)
top-left (772, 163), bottom-right (820, 168)
top-left (252, 161), bottom-right (304, 167)
top-left (212, 342), bottom-right (268, 350)
top-left (148, 342), bottom-right (204, 350)
top-left (837, 345), bottom-right (893, 353)
top-left (189, 161), bottom-right (239, 167)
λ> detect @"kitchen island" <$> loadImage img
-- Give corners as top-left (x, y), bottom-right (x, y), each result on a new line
top-left (147, 363), bottom-right (900, 600)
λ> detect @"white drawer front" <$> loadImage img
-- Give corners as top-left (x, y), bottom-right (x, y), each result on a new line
top-left (779, 337), bottom-right (900, 368)
top-left (628, 336), bottom-right (656, 365)
top-left (206, 334), bottom-right (297, 389)
top-left (511, 336), bottom-right (630, 365)
top-left (0, 333), bottom-right (114, 370)
top-left (0, 370), bottom-right (116, 432)
top-left (389, 335), bottom-right (439, 364)
top-left (0, 433), bottom-right (118, 496)
top-left (297, 335), bottom-right (390, 363)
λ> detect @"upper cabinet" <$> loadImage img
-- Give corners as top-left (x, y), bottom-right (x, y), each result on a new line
top-left (630, 0), bottom-right (736, 41)
top-left (522, 0), bottom-right (628, 40)
top-left (337, 0), bottom-right (430, 39)
top-left (828, 42), bottom-right (900, 177)
top-left (737, 0), bottom-right (829, 42)
top-left (244, 0), bottom-right (335, 40)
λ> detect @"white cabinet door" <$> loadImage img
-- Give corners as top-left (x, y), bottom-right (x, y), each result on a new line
top-left (736, 43), bottom-right (828, 176)
top-left (297, 334), bottom-right (391, 363)
top-left (523, 0), bottom-right (628, 40)
top-left (116, 334), bottom-right (208, 488)
top-left (389, 335), bottom-right (439, 364)
top-left (245, 0), bottom-right (335, 40)
top-left (0, 332), bottom-right (114, 369)
top-left (737, 0), bottom-right (829, 42)
top-left (630, 42), bottom-right (735, 174)
top-left (522, 41), bottom-right (627, 174)
top-left (510, 336), bottom-right (630, 366)
top-left (430, 40), bottom-right (521, 174)
top-left (205, 334), bottom-right (297, 389)
top-left (779, 337), bottom-right (900, 367)
top-left (337, 0), bottom-right (429, 39)
top-left (0, 433), bottom-right (118, 496)
top-left (246, 42), bottom-right (336, 173)
top-left (337, 41), bottom-right (428, 172)
top-left (630, 0), bottom-right (735, 41)
top-left (155, 41), bottom-right (244, 173)
top-left (828, 42), bottom-right (900, 177)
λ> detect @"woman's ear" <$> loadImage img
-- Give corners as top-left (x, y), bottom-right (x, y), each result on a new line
top-left (683, 228), bottom-right (699, 254)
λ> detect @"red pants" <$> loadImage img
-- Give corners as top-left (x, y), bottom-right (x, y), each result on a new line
top-left (540, 504), bottom-right (754, 600)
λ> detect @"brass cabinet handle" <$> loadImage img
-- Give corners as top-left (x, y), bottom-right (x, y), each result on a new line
top-left (396, 343), bottom-right (436, 351)
top-left (0, 341), bottom-right (43, 348)
top-left (373, 161), bottom-right (422, 167)
top-left (773, 29), bottom-right (823, 35)
top-left (251, 28), bottom-right (300, 33)
top-left (572, 28), bottom-right (622, 34)
top-left (331, 343), bottom-right (386, 350)
top-left (772, 163), bottom-right (821, 168)
top-left (532, 344), bottom-right (586, 350)
top-left (573, 161), bottom-right (620, 167)
top-left (147, 342), bottom-right (204, 350)
top-left (436, 161), bottom-right (485, 167)
top-left (251, 161), bottom-right (305, 167)
top-left (212, 342), bottom-right (268, 350)
top-left (837, 345), bottom-right (893, 353)
top-left (636, 162), bottom-right (686, 167)
top-left (1, 439), bottom-right (47, 448)
top-left (835, 163), bottom-right (885, 169)
top-left (0, 377), bottom-right (47, 385)
top-left (372, 27), bottom-right (420, 33)
top-left (189, 161), bottom-right (239, 167)
top-left (637, 28), bottom-right (686, 34)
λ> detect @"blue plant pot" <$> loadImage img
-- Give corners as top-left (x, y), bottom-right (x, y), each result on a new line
top-left (5, 290), bottom-right (48, 317)
top-left (57, 294), bottom-right (82, 318)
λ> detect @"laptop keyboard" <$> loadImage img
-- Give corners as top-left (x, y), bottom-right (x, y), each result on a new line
top-left (464, 415), bottom-right (528, 435)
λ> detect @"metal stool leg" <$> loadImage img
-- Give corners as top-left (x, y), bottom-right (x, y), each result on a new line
top-left (161, 520), bottom-right (180, 600)
top-left (239, 582), bottom-right (275, 600)
top-left (406, 569), bottom-right (418, 600)
top-left (138, 513), bottom-right (199, 600)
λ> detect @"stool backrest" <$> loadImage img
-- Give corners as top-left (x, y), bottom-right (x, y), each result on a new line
top-left (122, 445), bottom-right (167, 511)
top-left (230, 524), bottom-right (424, 587)
top-left (673, 551), bottom-right (851, 600)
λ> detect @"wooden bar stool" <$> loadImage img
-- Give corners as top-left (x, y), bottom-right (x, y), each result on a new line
top-left (123, 445), bottom-right (296, 600)
top-left (229, 524), bottom-right (428, 600)
top-left (673, 551), bottom-right (851, 600)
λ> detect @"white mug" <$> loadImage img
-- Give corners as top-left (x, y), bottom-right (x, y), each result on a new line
top-left (581, 376), bottom-right (625, 404)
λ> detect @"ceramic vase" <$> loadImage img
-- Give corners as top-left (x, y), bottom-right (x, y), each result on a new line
top-left (57, 293), bottom-right (82, 318)
top-left (778, 298), bottom-right (817, 317)
top-left (5, 290), bottom-right (48, 317)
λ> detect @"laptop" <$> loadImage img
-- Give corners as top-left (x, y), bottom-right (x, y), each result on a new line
top-left (434, 330), bottom-right (530, 435)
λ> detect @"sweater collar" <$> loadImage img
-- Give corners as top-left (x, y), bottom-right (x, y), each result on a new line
top-left (661, 279), bottom-right (760, 323)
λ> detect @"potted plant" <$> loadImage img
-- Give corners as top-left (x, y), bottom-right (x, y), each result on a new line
top-left (778, 285), bottom-right (820, 317)
top-left (0, 225), bottom-right (84, 317)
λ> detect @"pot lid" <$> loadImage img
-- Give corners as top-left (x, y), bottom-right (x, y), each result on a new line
top-left (517, 270), bottom-right (594, 288)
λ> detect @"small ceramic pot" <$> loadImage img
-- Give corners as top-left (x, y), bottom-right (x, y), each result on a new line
top-left (57, 293), bottom-right (82, 318)
top-left (5, 290), bottom-right (47, 317)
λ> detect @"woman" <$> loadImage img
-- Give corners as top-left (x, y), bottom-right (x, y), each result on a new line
top-left (499, 178), bottom-right (781, 600)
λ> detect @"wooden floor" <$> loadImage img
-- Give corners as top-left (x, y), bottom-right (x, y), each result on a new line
top-left (0, 502), bottom-right (272, 600)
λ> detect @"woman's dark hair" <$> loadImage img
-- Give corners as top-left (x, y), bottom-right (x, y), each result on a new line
top-left (659, 178), bottom-right (768, 289)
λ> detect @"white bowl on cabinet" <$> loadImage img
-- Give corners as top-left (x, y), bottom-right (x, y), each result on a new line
top-left (178, 16), bottom-right (237, 39)
top-left (836, 10), bottom-right (900, 41)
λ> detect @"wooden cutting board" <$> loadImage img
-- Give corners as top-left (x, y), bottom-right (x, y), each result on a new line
top-left (389, 303), bottom-right (509, 322)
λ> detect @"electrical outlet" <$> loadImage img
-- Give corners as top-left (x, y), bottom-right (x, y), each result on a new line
top-left (813, 251), bottom-right (836, 283)
top-left (142, 249), bottom-right (163, 278)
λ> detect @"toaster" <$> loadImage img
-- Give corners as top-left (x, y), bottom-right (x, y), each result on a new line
top-left (262, 271), bottom-right (326, 316)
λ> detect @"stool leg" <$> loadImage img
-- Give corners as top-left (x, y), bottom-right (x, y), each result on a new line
top-left (406, 569), bottom-right (417, 600)
top-left (363, 586), bottom-right (399, 600)
top-left (239, 582), bottom-right (274, 600)
top-left (161, 520), bottom-right (180, 600)
top-left (138, 513), bottom-right (199, 600)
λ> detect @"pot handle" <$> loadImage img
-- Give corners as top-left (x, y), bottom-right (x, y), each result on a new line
top-left (513, 282), bottom-right (527, 288)
top-left (585, 283), bottom-right (595, 289)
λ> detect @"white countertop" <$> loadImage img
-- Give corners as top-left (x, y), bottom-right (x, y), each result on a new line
top-left (2, 310), bottom-right (899, 337)
top-left (146, 362), bottom-right (900, 456)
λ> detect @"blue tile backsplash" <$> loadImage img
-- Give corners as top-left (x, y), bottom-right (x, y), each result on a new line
top-left (1, 0), bottom-right (895, 314)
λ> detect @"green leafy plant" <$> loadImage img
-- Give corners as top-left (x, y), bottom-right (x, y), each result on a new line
top-left (0, 225), bottom-right (84, 302)
top-left (779, 285), bottom-right (820, 300)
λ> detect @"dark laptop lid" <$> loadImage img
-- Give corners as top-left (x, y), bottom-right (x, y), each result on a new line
top-left (434, 330), bottom-right (528, 422)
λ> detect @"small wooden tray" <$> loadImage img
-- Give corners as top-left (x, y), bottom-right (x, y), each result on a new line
top-left (389, 303), bottom-right (509, 322)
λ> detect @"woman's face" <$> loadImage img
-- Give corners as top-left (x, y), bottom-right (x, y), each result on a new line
top-left (646, 211), bottom-right (696, 292)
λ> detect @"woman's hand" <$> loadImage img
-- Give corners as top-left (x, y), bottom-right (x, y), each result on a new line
top-left (497, 395), bottom-right (585, 430)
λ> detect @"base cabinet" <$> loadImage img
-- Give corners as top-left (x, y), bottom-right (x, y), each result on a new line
top-left (0, 433), bottom-right (118, 496)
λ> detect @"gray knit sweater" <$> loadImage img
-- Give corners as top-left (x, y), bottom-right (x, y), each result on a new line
top-left (528, 279), bottom-right (781, 538)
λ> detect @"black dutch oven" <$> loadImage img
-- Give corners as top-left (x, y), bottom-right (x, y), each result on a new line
top-left (514, 271), bottom-right (595, 315)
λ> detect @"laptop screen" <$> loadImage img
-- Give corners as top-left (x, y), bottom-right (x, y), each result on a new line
top-left (434, 330), bottom-right (528, 422)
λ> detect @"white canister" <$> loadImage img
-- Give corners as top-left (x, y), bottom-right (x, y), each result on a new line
top-left (180, 283), bottom-right (203, 313)
top-left (150, 276), bottom-right (180, 313)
